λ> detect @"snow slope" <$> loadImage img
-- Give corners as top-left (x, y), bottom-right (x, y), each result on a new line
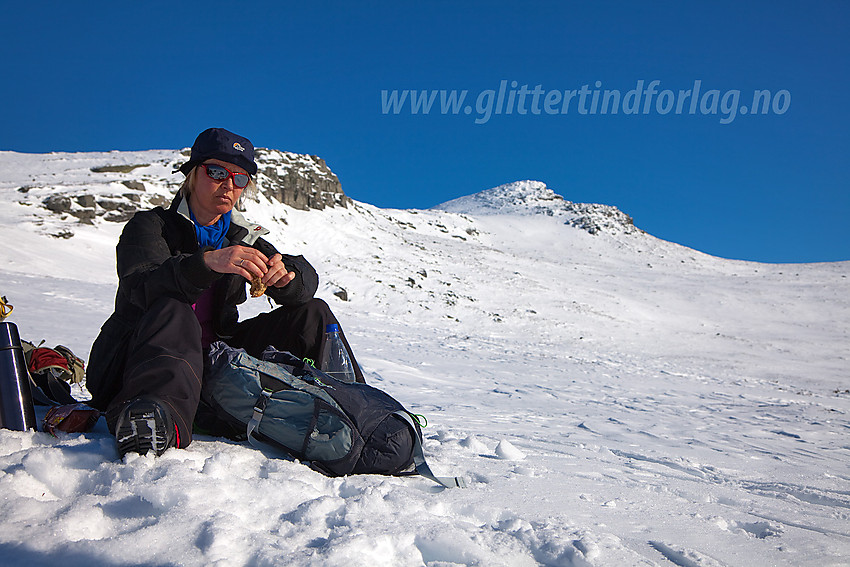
top-left (0, 152), bottom-right (848, 566)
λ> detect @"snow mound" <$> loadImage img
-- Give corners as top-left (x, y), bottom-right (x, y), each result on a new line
top-left (494, 440), bottom-right (526, 460)
top-left (433, 180), bottom-right (640, 235)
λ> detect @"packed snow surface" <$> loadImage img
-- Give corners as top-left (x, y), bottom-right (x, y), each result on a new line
top-left (0, 151), bottom-right (849, 566)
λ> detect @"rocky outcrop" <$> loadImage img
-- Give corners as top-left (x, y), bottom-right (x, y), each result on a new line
top-left (41, 191), bottom-right (170, 225)
top-left (254, 149), bottom-right (351, 210)
top-left (562, 201), bottom-right (637, 235)
top-left (17, 147), bottom-right (352, 235)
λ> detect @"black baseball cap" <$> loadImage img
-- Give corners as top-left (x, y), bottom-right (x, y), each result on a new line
top-left (178, 127), bottom-right (257, 176)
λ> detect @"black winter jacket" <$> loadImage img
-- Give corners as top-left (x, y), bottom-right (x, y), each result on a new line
top-left (86, 195), bottom-right (318, 410)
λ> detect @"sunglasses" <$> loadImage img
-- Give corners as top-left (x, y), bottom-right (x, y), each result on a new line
top-left (199, 163), bottom-right (251, 189)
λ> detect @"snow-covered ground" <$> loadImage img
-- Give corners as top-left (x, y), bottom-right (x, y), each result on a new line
top-left (0, 152), bottom-right (848, 566)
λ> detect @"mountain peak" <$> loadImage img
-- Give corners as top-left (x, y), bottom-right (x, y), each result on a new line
top-left (434, 180), bottom-right (640, 236)
top-left (435, 180), bottom-right (559, 215)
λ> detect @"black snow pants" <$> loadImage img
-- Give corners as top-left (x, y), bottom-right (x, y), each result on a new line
top-left (103, 297), bottom-right (363, 447)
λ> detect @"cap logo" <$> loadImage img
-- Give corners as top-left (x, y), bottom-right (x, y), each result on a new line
top-left (254, 226), bottom-right (263, 231)
top-left (233, 142), bottom-right (245, 152)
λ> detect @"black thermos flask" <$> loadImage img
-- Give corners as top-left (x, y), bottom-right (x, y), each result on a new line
top-left (0, 321), bottom-right (37, 431)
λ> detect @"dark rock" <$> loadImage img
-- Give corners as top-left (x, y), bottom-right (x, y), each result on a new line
top-left (103, 210), bottom-right (136, 223)
top-left (149, 195), bottom-right (171, 207)
top-left (50, 229), bottom-right (74, 239)
top-left (97, 198), bottom-right (137, 212)
top-left (75, 195), bottom-right (97, 208)
top-left (91, 164), bottom-right (148, 173)
top-left (122, 180), bottom-right (146, 191)
top-left (44, 195), bottom-right (72, 214)
top-left (70, 209), bottom-right (96, 224)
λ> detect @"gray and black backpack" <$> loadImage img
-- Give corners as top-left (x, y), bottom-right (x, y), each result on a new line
top-left (204, 342), bottom-right (465, 488)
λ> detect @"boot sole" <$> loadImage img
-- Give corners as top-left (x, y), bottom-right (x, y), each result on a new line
top-left (116, 403), bottom-right (172, 457)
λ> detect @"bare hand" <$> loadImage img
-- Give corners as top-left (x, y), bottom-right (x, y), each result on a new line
top-left (263, 253), bottom-right (296, 288)
top-left (204, 246), bottom-right (269, 281)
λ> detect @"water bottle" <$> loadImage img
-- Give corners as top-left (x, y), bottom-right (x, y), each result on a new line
top-left (0, 322), bottom-right (37, 431)
top-left (320, 323), bottom-right (356, 383)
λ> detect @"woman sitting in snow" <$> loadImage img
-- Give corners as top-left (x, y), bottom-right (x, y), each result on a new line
top-left (86, 127), bottom-right (363, 458)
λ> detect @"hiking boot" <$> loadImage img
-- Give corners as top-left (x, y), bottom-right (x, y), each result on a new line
top-left (115, 398), bottom-right (178, 457)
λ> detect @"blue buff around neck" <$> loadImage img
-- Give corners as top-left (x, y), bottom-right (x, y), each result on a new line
top-left (189, 207), bottom-right (232, 250)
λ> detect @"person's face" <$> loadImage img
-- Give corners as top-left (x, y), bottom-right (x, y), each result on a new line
top-left (189, 159), bottom-right (247, 224)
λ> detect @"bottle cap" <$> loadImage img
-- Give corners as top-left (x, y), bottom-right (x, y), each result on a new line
top-left (0, 321), bottom-right (22, 351)
top-left (325, 323), bottom-right (339, 333)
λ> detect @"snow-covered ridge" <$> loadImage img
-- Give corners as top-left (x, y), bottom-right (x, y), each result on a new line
top-left (0, 148), bottom-right (349, 239)
top-left (434, 180), bottom-right (640, 235)
top-left (2, 151), bottom-right (638, 243)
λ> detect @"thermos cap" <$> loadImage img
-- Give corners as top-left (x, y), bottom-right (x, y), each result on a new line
top-left (0, 322), bottom-right (22, 351)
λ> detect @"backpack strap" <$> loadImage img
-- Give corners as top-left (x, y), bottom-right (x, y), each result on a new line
top-left (54, 345), bottom-right (85, 385)
top-left (29, 371), bottom-right (78, 406)
top-left (28, 377), bottom-right (61, 406)
top-left (395, 411), bottom-right (467, 489)
top-left (243, 389), bottom-right (323, 469)
top-left (246, 388), bottom-right (273, 449)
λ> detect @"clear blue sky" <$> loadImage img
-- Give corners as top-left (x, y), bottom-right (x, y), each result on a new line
top-left (2, 1), bottom-right (848, 263)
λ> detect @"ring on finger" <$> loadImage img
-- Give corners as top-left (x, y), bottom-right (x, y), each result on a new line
top-left (239, 259), bottom-right (244, 266)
